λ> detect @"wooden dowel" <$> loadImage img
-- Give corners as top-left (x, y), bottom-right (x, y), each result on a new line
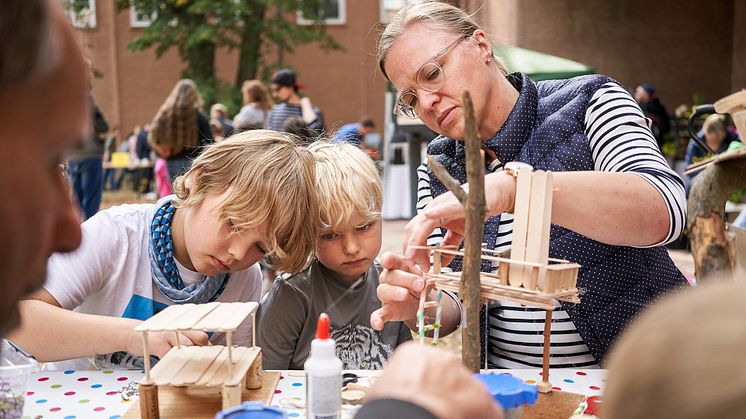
top-left (539, 309), bottom-right (553, 393)
top-left (252, 312), bottom-right (256, 348)
top-left (227, 331), bottom-right (234, 381)
top-left (142, 331), bottom-right (152, 384)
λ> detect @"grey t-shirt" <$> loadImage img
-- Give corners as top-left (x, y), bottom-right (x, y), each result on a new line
top-left (257, 260), bottom-right (412, 370)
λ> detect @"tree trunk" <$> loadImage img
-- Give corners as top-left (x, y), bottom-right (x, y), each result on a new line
top-left (235, 2), bottom-right (267, 86)
top-left (687, 149), bottom-right (746, 282)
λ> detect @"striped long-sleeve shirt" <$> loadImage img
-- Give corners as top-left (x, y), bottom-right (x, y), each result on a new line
top-left (417, 82), bottom-right (686, 368)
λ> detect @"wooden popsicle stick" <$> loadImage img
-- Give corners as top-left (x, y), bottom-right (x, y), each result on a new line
top-left (508, 167), bottom-right (533, 286)
top-left (150, 346), bottom-right (200, 386)
top-left (135, 304), bottom-right (195, 332)
top-left (169, 345), bottom-right (225, 386)
top-left (169, 302), bottom-right (221, 331)
top-left (524, 171), bottom-right (553, 290)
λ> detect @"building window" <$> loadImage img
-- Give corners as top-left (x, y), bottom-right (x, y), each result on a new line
top-left (68, 0), bottom-right (96, 28)
top-left (380, 0), bottom-right (405, 24)
top-left (130, 4), bottom-right (156, 28)
top-left (297, 0), bottom-right (346, 25)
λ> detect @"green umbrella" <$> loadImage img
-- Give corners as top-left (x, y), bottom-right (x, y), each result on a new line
top-left (494, 45), bottom-right (595, 81)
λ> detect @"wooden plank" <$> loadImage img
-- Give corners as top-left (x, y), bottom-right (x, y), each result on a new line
top-left (523, 390), bottom-right (586, 419)
top-left (193, 302), bottom-right (258, 332)
top-left (713, 90), bottom-right (746, 113)
top-left (509, 167), bottom-right (533, 286)
top-left (135, 304), bottom-right (196, 332)
top-left (224, 347), bottom-right (261, 386)
top-left (196, 346), bottom-right (243, 387)
top-left (524, 171), bottom-right (553, 291)
top-left (169, 302), bottom-right (222, 331)
top-left (123, 371), bottom-right (281, 419)
top-left (169, 345), bottom-right (225, 387)
top-left (149, 346), bottom-right (199, 386)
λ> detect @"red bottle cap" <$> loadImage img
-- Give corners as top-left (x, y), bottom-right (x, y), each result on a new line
top-left (316, 313), bottom-right (330, 340)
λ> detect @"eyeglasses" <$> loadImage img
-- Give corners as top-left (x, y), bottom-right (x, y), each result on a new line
top-left (393, 34), bottom-right (470, 119)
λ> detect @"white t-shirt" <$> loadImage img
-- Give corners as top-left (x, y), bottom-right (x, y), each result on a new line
top-left (44, 203), bottom-right (263, 369)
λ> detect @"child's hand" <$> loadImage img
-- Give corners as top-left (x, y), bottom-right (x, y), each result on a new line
top-left (125, 329), bottom-right (209, 358)
top-left (370, 252), bottom-right (425, 331)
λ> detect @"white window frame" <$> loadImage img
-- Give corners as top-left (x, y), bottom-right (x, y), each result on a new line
top-left (130, 4), bottom-right (157, 28)
top-left (380, 0), bottom-right (405, 24)
top-left (68, 0), bottom-right (97, 29)
top-left (297, 0), bottom-right (346, 25)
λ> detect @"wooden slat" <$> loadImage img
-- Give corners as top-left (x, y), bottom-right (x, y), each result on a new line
top-left (149, 346), bottom-right (199, 386)
top-left (169, 345), bottom-right (225, 386)
top-left (135, 304), bottom-right (196, 332)
top-left (168, 302), bottom-right (221, 331)
top-left (224, 347), bottom-right (261, 386)
top-left (509, 167), bottom-right (533, 286)
top-left (523, 171), bottom-right (552, 290)
top-left (713, 90), bottom-right (746, 113)
top-left (193, 302), bottom-right (258, 332)
top-left (196, 346), bottom-right (239, 387)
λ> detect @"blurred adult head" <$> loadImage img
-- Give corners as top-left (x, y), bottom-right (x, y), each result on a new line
top-left (241, 79), bottom-right (272, 111)
top-left (634, 83), bottom-right (655, 103)
top-left (270, 68), bottom-right (301, 103)
top-left (359, 116), bottom-right (376, 136)
top-left (0, 0), bottom-right (88, 334)
top-left (702, 114), bottom-right (728, 150)
top-left (378, 1), bottom-right (514, 141)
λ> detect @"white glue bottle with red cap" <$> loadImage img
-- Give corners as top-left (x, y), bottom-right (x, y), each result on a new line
top-left (305, 312), bottom-right (342, 419)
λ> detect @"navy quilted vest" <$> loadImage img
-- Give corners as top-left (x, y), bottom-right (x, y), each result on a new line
top-left (427, 73), bottom-right (687, 363)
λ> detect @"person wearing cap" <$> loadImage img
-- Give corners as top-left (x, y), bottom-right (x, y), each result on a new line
top-left (266, 68), bottom-right (325, 135)
top-left (634, 83), bottom-right (671, 149)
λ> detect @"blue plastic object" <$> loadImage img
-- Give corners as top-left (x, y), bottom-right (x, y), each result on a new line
top-left (215, 401), bottom-right (288, 419)
top-left (475, 373), bottom-right (538, 409)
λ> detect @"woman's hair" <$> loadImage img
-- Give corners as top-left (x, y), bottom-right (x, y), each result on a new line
top-left (0, 0), bottom-right (60, 97)
top-left (148, 79), bottom-right (203, 157)
top-left (603, 282), bottom-right (746, 419)
top-left (172, 130), bottom-right (318, 273)
top-left (307, 141), bottom-right (382, 234)
top-left (377, 1), bottom-right (507, 80)
top-left (703, 114), bottom-right (727, 135)
top-left (241, 79), bottom-right (272, 111)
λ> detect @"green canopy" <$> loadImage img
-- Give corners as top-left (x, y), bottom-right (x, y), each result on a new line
top-left (494, 45), bottom-right (595, 81)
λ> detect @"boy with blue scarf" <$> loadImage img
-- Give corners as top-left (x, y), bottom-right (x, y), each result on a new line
top-left (9, 130), bottom-right (318, 370)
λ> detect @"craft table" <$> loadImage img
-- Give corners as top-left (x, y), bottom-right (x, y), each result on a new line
top-left (22, 368), bottom-right (605, 418)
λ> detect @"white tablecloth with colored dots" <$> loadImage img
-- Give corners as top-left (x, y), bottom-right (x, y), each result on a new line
top-left (22, 368), bottom-right (605, 418)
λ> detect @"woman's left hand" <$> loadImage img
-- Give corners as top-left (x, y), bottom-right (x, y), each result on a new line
top-left (403, 171), bottom-right (516, 269)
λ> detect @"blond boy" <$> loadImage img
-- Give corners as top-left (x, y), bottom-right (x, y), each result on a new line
top-left (257, 141), bottom-right (411, 370)
top-left (10, 131), bottom-right (318, 369)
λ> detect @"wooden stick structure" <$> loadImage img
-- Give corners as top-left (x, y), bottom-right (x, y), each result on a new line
top-left (415, 90), bottom-right (581, 392)
top-left (134, 302), bottom-right (264, 418)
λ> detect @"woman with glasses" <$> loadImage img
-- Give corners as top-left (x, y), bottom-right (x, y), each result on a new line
top-left (370, 1), bottom-right (689, 373)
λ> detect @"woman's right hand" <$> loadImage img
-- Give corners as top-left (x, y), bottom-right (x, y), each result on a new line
top-left (370, 252), bottom-right (426, 331)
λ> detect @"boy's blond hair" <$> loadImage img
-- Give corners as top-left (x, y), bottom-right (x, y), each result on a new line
top-left (308, 141), bottom-right (382, 233)
top-left (172, 130), bottom-right (318, 273)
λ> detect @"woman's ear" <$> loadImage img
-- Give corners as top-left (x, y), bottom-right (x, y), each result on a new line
top-left (472, 30), bottom-right (492, 61)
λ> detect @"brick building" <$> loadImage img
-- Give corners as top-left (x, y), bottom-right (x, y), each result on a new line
top-left (73, 0), bottom-right (745, 139)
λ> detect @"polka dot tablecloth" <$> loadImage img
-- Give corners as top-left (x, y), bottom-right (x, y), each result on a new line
top-left (23, 369), bottom-right (605, 418)
top-left (23, 369), bottom-right (142, 418)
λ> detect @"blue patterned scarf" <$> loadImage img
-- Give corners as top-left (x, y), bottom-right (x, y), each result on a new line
top-left (149, 195), bottom-right (230, 304)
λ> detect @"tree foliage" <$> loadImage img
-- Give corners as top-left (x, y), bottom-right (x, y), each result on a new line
top-left (108, 0), bottom-right (342, 110)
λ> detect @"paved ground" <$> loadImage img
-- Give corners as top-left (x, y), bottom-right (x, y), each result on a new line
top-left (381, 220), bottom-right (696, 279)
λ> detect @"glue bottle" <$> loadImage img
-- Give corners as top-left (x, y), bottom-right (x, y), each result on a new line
top-left (304, 313), bottom-right (342, 419)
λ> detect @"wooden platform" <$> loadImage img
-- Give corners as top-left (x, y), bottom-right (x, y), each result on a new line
top-left (122, 371), bottom-right (280, 419)
top-left (149, 345), bottom-right (260, 387)
top-left (524, 390), bottom-right (586, 419)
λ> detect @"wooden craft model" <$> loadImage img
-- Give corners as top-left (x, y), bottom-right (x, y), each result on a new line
top-left (416, 91), bottom-right (580, 393)
top-left (134, 302), bottom-right (264, 419)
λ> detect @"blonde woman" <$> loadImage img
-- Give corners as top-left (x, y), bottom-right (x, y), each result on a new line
top-left (373, 1), bottom-right (688, 370)
top-left (11, 131), bottom-right (319, 370)
top-left (234, 79), bottom-right (272, 130)
top-left (148, 79), bottom-right (212, 182)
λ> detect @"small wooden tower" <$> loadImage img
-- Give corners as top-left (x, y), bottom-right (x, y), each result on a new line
top-left (417, 91), bottom-right (580, 393)
top-left (134, 302), bottom-right (264, 419)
